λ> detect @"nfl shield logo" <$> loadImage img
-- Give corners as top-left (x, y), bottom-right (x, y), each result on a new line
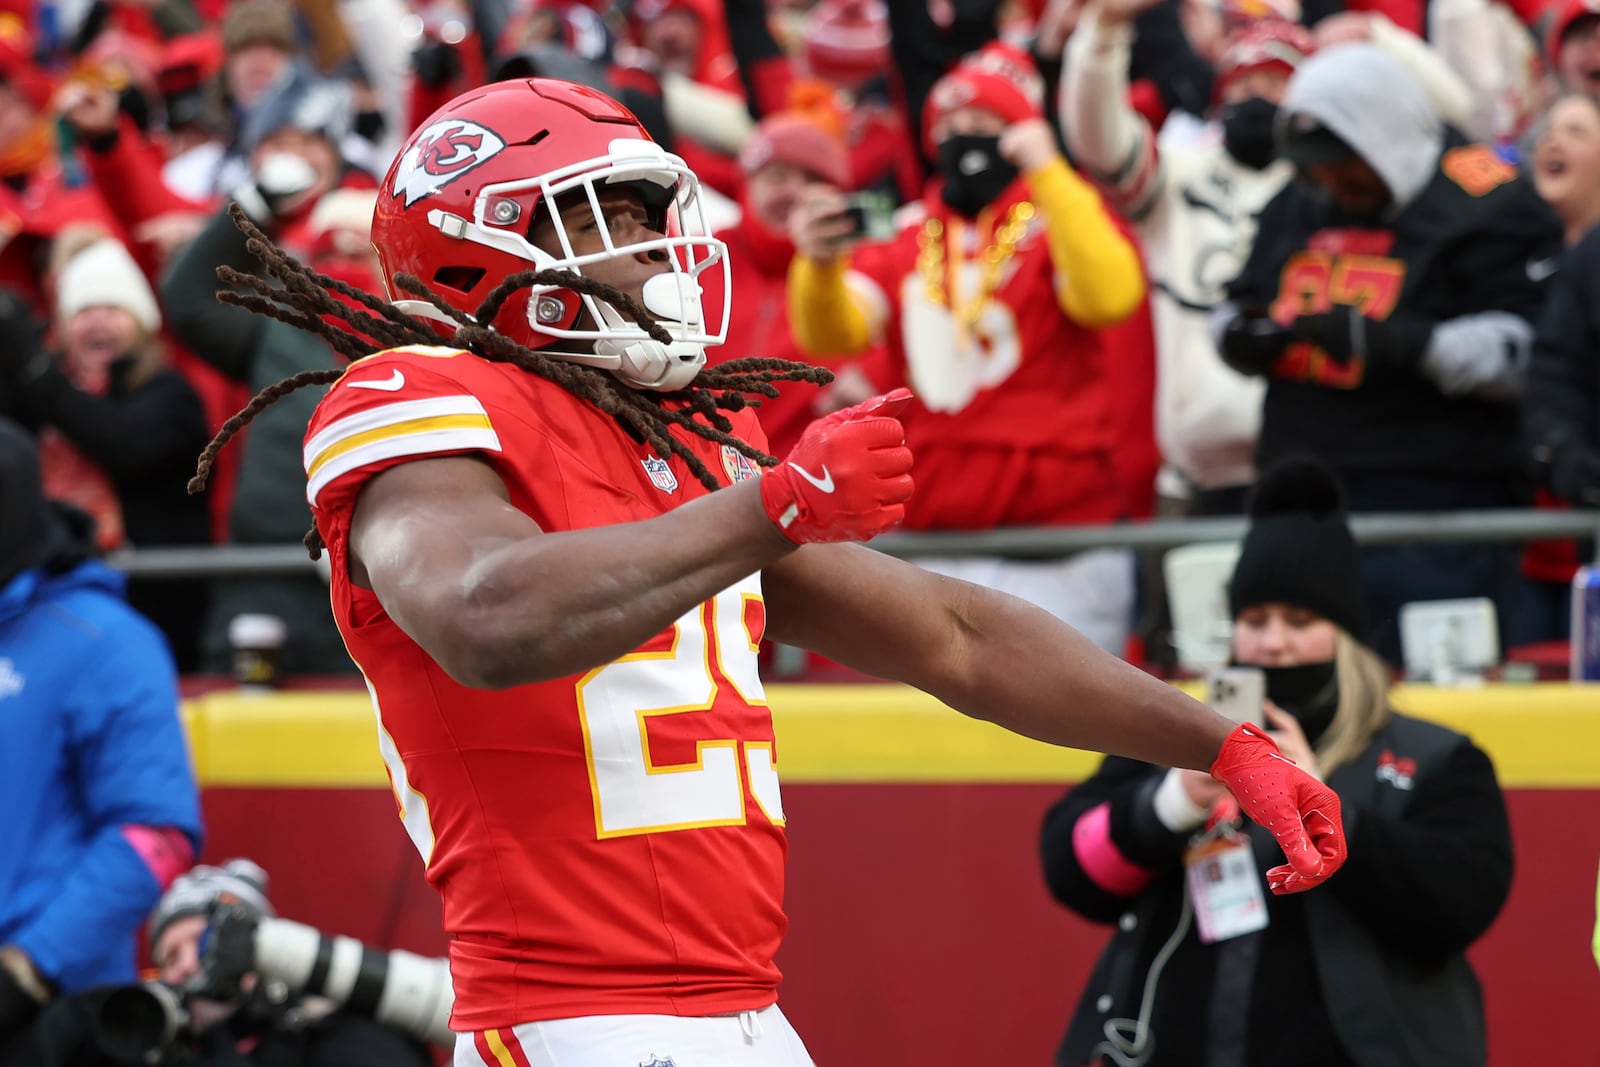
top-left (721, 444), bottom-right (759, 484)
top-left (641, 455), bottom-right (678, 493)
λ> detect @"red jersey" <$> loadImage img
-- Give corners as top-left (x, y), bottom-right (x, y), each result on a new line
top-left (846, 186), bottom-right (1123, 529)
top-left (302, 345), bottom-right (787, 1030)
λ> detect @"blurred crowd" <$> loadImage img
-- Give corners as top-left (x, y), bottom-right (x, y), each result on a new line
top-left (0, 0), bottom-right (1594, 674)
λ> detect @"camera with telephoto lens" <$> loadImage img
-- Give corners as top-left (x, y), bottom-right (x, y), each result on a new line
top-left (92, 981), bottom-right (191, 1063)
top-left (194, 901), bottom-right (456, 1048)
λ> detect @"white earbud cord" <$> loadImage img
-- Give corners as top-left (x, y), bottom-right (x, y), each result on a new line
top-left (1090, 889), bottom-right (1194, 1067)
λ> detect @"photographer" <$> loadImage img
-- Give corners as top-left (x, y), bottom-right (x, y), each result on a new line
top-left (1038, 456), bottom-right (1514, 1067)
top-left (9, 860), bottom-right (434, 1067)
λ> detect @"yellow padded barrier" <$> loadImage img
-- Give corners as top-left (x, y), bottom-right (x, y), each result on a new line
top-left (183, 682), bottom-right (1600, 789)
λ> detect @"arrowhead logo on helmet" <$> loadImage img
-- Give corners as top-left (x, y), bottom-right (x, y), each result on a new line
top-left (392, 119), bottom-right (507, 207)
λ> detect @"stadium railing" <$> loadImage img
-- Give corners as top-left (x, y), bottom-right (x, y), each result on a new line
top-left (108, 508), bottom-right (1600, 578)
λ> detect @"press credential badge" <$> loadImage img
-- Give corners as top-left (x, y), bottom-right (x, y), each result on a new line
top-left (1184, 830), bottom-right (1269, 943)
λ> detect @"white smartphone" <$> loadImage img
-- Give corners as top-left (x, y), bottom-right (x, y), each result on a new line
top-left (1204, 666), bottom-right (1266, 727)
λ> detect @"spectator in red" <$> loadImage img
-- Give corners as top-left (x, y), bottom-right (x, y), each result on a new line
top-left (0, 21), bottom-right (123, 304)
top-left (58, 76), bottom-right (207, 269)
top-left (787, 43), bottom-right (1149, 653)
top-left (1547, 0), bottom-right (1600, 94)
top-left (626, 0), bottom-right (739, 90)
top-left (723, 0), bottom-right (923, 205)
top-left (701, 112), bottom-right (883, 456)
top-left (157, 30), bottom-right (231, 165)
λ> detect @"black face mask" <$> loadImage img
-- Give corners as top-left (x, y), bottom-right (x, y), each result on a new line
top-left (937, 134), bottom-right (1019, 217)
top-left (353, 109), bottom-right (387, 143)
top-left (108, 353), bottom-right (139, 393)
top-left (1220, 97), bottom-right (1280, 171)
top-left (1260, 660), bottom-right (1340, 744)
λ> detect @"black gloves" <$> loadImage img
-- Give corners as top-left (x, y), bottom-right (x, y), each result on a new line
top-left (1286, 306), bottom-right (1436, 368)
top-left (1218, 311), bottom-right (1293, 377)
top-left (1219, 305), bottom-right (1437, 378)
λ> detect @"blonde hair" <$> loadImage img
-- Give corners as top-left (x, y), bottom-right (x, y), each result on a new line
top-left (111, 333), bottom-right (167, 392)
top-left (1312, 630), bottom-right (1395, 778)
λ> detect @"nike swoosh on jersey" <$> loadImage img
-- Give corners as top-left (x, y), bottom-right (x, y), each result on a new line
top-left (347, 369), bottom-right (406, 391)
top-left (1525, 257), bottom-right (1559, 282)
top-left (788, 462), bottom-right (834, 493)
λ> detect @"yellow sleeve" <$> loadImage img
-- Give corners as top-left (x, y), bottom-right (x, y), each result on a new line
top-left (787, 255), bottom-right (874, 356)
top-left (1024, 157), bottom-right (1146, 328)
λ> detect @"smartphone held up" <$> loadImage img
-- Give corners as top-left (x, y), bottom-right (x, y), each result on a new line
top-left (839, 190), bottom-right (895, 242)
top-left (1205, 666), bottom-right (1266, 727)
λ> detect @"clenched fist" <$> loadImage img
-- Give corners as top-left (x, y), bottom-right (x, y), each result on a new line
top-left (760, 388), bottom-right (915, 544)
top-left (1211, 723), bottom-right (1347, 894)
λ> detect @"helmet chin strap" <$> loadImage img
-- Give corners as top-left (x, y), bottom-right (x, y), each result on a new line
top-left (541, 272), bottom-right (710, 391)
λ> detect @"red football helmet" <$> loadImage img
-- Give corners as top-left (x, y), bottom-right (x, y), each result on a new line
top-left (373, 78), bottom-right (729, 390)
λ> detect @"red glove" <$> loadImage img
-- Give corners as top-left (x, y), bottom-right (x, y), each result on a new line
top-left (1211, 723), bottom-right (1347, 894)
top-left (759, 388), bottom-right (915, 544)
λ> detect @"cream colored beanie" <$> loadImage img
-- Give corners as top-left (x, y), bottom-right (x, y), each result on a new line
top-left (56, 238), bottom-right (162, 334)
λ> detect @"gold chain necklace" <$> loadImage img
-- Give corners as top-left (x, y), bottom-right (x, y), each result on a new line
top-left (916, 201), bottom-right (1037, 336)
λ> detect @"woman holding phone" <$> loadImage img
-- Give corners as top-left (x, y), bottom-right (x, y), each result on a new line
top-left (1038, 455), bottom-right (1514, 1067)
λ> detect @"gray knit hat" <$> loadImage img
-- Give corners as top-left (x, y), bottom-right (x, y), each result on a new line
top-left (148, 858), bottom-right (274, 948)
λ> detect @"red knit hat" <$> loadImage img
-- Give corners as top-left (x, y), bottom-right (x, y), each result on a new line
top-left (922, 41), bottom-right (1044, 156)
top-left (1212, 19), bottom-right (1314, 104)
top-left (1549, 0), bottom-right (1600, 68)
top-left (803, 0), bottom-right (889, 91)
top-left (739, 112), bottom-right (851, 189)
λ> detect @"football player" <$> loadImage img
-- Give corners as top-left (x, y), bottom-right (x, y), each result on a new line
top-left (190, 77), bottom-right (1345, 1067)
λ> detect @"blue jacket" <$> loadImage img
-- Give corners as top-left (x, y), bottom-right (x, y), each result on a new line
top-left (0, 561), bottom-right (203, 993)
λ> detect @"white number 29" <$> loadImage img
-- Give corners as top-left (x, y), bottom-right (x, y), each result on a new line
top-left (576, 575), bottom-right (785, 838)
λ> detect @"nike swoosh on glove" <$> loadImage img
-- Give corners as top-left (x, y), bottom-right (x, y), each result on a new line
top-left (1211, 723), bottom-right (1347, 894)
top-left (759, 388), bottom-right (915, 544)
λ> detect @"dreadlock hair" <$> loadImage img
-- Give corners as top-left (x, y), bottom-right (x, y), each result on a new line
top-left (189, 204), bottom-right (836, 559)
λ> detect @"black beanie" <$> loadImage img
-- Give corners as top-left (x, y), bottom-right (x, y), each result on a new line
top-left (1228, 456), bottom-right (1366, 636)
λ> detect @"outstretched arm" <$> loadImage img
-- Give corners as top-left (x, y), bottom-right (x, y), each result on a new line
top-left (764, 543), bottom-right (1346, 890)
top-left (763, 543), bottom-right (1232, 769)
